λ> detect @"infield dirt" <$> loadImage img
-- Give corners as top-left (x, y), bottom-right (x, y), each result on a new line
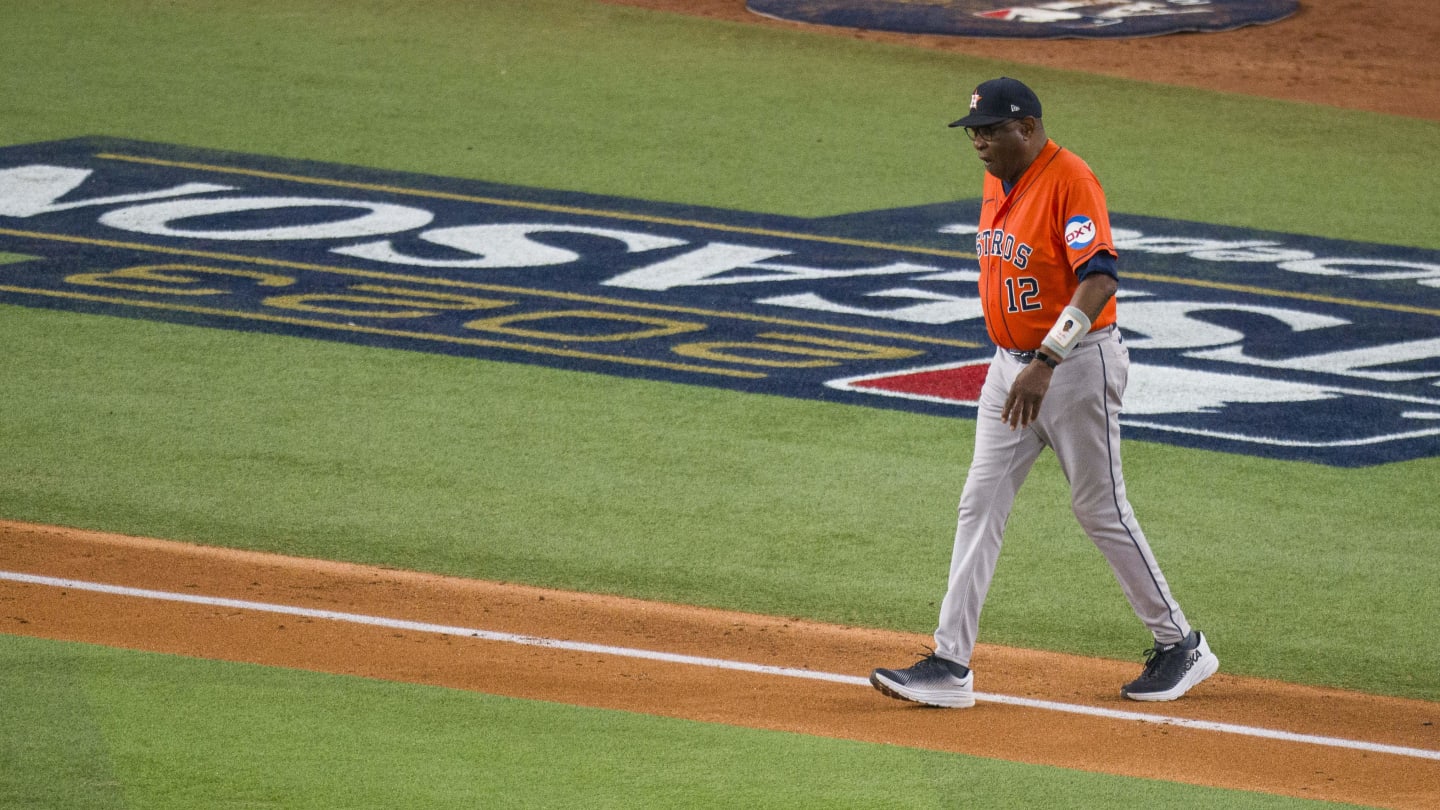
top-left (603, 0), bottom-right (1440, 121)
top-left (2, 521), bottom-right (1438, 808)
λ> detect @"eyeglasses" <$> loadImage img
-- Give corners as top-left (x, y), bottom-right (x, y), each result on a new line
top-left (964, 119), bottom-right (1021, 142)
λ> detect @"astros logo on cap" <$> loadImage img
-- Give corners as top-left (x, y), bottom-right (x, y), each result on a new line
top-left (970, 92), bottom-right (981, 110)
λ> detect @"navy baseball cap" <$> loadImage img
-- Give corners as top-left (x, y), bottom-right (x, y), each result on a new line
top-left (949, 77), bottom-right (1042, 128)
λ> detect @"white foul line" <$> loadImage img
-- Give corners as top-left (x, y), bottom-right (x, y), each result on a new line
top-left (4, 570), bottom-right (1437, 763)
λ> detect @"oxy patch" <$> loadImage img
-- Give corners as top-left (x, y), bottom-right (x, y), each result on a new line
top-left (2, 137), bottom-right (1438, 466)
top-left (1065, 215), bottom-right (1097, 250)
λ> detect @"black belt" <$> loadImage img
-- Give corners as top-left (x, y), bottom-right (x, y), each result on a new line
top-left (1005, 326), bottom-right (1115, 364)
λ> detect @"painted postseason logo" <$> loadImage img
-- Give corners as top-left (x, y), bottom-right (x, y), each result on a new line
top-left (744, 0), bottom-right (1298, 39)
top-left (1, 137), bottom-right (1438, 467)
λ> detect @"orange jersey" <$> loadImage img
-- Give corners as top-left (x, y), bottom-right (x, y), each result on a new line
top-left (975, 139), bottom-right (1118, 351)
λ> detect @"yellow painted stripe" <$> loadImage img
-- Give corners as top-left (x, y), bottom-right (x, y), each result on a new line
top-left (0, 282), bottom-right (769, 379)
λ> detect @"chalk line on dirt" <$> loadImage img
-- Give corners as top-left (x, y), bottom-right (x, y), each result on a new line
top-left (5, 569), bottom-right (1437, 763)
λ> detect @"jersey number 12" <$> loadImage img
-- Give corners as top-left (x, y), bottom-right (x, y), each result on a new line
top-left (1004, 277), bottom-right (1043, 313)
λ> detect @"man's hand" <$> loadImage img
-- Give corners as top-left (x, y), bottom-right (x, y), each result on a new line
top-left (1001, 360), bottom-right (1053, 430)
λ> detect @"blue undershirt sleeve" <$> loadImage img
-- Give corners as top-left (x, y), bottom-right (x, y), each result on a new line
top-left (1076, 251), bottom-right (1118, 281)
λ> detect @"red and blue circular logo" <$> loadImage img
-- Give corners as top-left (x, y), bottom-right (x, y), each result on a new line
top-left (1065, 215), bottom-right (1097, 249)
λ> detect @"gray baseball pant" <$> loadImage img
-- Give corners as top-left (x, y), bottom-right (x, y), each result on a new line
top-left (934, 326), bottom-right (1191, 667)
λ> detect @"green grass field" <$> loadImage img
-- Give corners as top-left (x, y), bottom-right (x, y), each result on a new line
top-left (2, 0), bottom-right (1437, 807)
top-left (2, 635), bottom-right (1356, 809)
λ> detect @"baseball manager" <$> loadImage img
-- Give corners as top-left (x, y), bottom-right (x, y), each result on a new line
top-left (871, 77), bottom-right (1218, 708)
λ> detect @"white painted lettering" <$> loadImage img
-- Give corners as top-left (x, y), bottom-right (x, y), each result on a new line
top-left (98, 196), bottom-right (434, 241)
top-left (0, 164), bottom-right (231, 217)
top-left (333, 223), bottom-right (687, 268)
top-left (1119, 300), bottom-right (1348, 350)
top-left (1190, 338), bottom-right (1440, 382)
top-left (1277, 257), bottom-right (1440, 284)
top-left (605, 243), bottom-right (940, 291)
top-left (1124, 365), bottom-right (1339, 416)
top-left (1113, 233), bottom-right (1282, 256)
top-left (758, 287), bottom-right (985, 325)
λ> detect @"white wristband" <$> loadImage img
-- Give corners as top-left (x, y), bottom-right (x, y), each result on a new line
top-left (1040, 306), bottom-right (1092, 360)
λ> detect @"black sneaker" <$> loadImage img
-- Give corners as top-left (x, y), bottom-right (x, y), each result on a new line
top-left (870, 652), bottom-right (974, 708)
top-left (1121, 630), bottom-right (1219, 702)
